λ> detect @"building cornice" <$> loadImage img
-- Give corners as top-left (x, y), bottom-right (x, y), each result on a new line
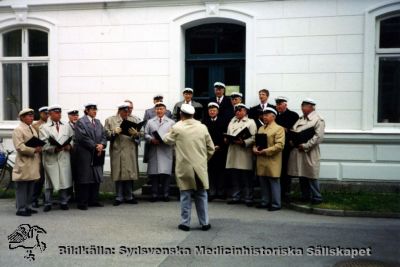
top-left (0, 0), bottom-right (266, 13)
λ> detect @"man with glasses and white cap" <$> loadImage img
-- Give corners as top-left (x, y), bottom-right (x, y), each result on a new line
top-left (163, 104), bottom-right (215, 232)
top-left (253, 107), bottom-right (285, 211)
top-left (275, 96), bottom-right (299, 203)
top-left (288, 98), bottom-right (325, 205)
top-left (12, 108), bottom-right (43, 216)
top-left (209, 82), bottom-right (234, 122)
top-left (74, 102), bottom-right (107, 210)
top-left (31, 106), bottom-right (49, 208)
top-left (172, 88), bottom-right (203, 121)
top-left (144, 101), bottom-right (175, 202)
top-left (39, 105), bottom-right (74, 212)
top-left (105, 102), bottom-right (140, 206)
top-left (225, 103), bottom-right (257, 206)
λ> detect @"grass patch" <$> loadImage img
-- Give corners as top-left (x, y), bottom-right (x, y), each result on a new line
top-left (292, 191), bottom-right (400, 213)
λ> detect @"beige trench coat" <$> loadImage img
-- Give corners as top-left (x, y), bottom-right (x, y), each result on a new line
top-left (255, 121), bottom-right (285, 178)
top-left (163, 119), bottom-right (215, 191)
top-left (12, 122), bottom-right (41, 181)
top-left (225, 116), bottom-right (257, 170)
top-left (287, 111), bottom-right (325, 179)
top-left (104, 115), bottom-right (139, 181)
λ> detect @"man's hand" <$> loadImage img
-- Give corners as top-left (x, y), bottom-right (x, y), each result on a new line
top-left (34, 147), bottom-right (42, 153)
top-left (214, 145), bottom-right (220, 151)
top-left (298, 144), bottom-right (305, 151)
top-left (114, 127), bottom-right (122, 135)
top-left (234, 139), bottom-right (244, 145)
top-left (128, 127), bottom-right (138, 137)
top-left (63, 144), bottom-right (71, 151)
top-left (96, 144), bottom-right (104, 152)
top-left (224, 138), bottom-right (228, 144)
top-left (151, 138), bottom-right (160, 145)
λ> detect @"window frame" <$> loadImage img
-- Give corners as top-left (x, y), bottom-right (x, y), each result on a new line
top-left (374, 13), bottom-right (400, 126)
top-left (0, 26), bottom-right (49, 121)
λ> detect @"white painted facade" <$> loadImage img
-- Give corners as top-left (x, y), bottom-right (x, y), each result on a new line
top-left (0, 0), bottom-right (399, 181)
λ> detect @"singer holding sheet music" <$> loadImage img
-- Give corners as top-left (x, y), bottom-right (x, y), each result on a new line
top-left (12, 108), bottom-right (43, 216)
top-left (253, 108), bottom-right (285, 211)
top-left (39, 105), bottom-right (74, 212)
top-left (288, 98), bottom-right (325, 205)
top-left (104, 102), bottom-right (141, 206)
top-left (225, 103), bottom-right (257, 206)
top-left (144, 102), bottom-right (175, 202)
top-left (74, 103), bottom-right (107, 210)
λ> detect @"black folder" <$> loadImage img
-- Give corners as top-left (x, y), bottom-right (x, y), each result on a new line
top-left (288, 127), bottom-right (316, 146)
top-left (120, 120), bottom-right (146, 136)
top-left (92, 150), bottom-right (105, 166)
top-left (152, 131), bottom-right (164, 144)
top-left (48, 136), bottom-right (72, 148)
top-left (255, 133), bottom-right (268, 151)
top-left (25, 137), bottom-right (46, 148)
top-left (224, 127), bottom-right (252, 144)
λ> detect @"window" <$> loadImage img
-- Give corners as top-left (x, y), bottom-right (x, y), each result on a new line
top-left (377, 15), bottom-right (400, 123)
top-left (1, 28), bottom-right (48, 120)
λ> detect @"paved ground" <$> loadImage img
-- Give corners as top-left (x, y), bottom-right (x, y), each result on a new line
top-left (0, 198), bottom-right (399, 267)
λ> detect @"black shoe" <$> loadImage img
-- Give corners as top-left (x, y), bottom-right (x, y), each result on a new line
top-left (16, 210), bottom-right (31, 217)
top-left (113, 200), bottom-right (122, 206)
top-left (31, 202), bottom-right (40, 208)
top-left (268, 207), bottom-right (281, 212)
top-left (201, 224), bottom-right (211, 231)
top-left (227, 199), bottom-right (242, 205)
top-left (126, 199), bottom-right (138, 204)
top-left (255, 204), bottom-right (268, 209)
top-left (208, 196), bottom-right (215, 202)
top-left (43, 205), bottom-right (52, 212)
top-left (89, 202), bottom-right (104, 207)
top-left (178, 224), bottom-right (190, 231)
top-left (77, 205), bottom-right (88, 210)
top-left (161, 197), bottom-right (170, 202)
top-left (245, 202), bottom-right (254, 207)
top-left (27, 208), bottom-right (38, 214)
top-left (311, 199), bottom-right (323, 205)
top-left (149, 197), bottom-right (158, 203)
top-left (60, 204), bottom-right (69, 210)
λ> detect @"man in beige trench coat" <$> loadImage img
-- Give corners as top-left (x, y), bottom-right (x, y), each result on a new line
top-left (253, 108), bottom-right (285, 211)
top-left (105, 103), bottom-right (140, 206)
top-left (12, 108), bottom-right (43, 216)
top-left (288, 98), bottom-right (325, 204)
top-left (163, 104), bottom-right (215, 232)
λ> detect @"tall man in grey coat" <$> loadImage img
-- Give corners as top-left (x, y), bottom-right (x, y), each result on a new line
top-left (172, 88), bottom-right (204, 121)
top-left (288, 98), bottom-right (325, 204)
top-left (163, 104), bottom-right (215, 232)
top-left (144, 102), bottom-right (175, 202)
top-left (73, 103), bottom-right (107, 210)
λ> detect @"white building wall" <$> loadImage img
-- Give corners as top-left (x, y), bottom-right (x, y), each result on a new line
top-left (0, 0), bottom-right (399, 181)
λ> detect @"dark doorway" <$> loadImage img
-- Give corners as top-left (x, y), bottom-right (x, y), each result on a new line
top-left (185, 23), bottom-right (245, 107)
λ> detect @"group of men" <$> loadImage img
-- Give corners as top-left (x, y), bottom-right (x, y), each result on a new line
top-left (11, 81), bottom-right (325, 232)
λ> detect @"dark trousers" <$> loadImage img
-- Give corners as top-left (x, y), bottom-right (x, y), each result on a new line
top-left (280, 148), bottom-right (292, 199)
top-left (208, 167), bottom-right (226, 198)
top-left (76, 183), bottom-right (100, 206)
top-left (229, 169), bottom-right (254, 203)
top-left (31, 165), bottom-right (45, 204)
top-left (15, 181), bottom-right (35, 212)
top-left (150, 174), bottom-right (170, 198)
top-left (299, 177), bottom-right (322, 202)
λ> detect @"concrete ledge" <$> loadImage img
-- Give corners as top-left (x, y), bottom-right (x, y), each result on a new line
top-left (288, 203), bottom-right (400, 219)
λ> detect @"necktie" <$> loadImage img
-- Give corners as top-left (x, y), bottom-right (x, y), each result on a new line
top-left (92, 119), bottom-right (95, 127)
top-left (56, 122), bottom-right (59, 133)
top-left (217, 97), bottom-right (221, 104)
top-left (159, 118), bottom-right (162, 123)
top-left (28, 126), bottom-right (34, 135)
top-left (261, 104), bottom-right (265, 110)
